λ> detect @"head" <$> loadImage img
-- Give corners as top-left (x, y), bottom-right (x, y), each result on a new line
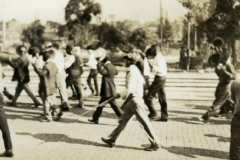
top-left (16, 45), bottom-right (27, 56)
top-left (123, 53), bottom-right (140, 67)
top-left (66, 45), bottom-right (73, 55)
top-left (72, 46), bottom-right (81, 55)
top-left (28, 46), bottom-right (40, 57)
top-left (101, 55), bottom-right (110, 64)
top-left (146, 45), bottom-right (157, 59)
top-left (52, 43), bottom-right (59, 50)
top-left (43, 48), bottom-right (55, 62)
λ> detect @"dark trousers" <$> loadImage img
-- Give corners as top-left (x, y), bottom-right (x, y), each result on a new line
top-left (67, 78), bottom-right (83, 106)
top-left (230, 116), bottom-right (240, 160)
top-left (0, 94), bottom-right (12, 151)
top-left (92, 97), bottom-right (121, 121)
top-left (145, 76), bottom-right (168, 119)
top-left (87, 69), bottom-right (99, 94)
top-left (12, 82), bottom-right (40, 105)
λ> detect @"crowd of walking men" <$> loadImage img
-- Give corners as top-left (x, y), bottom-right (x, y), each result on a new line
top-left (0, 42), bottom-right (240, 159)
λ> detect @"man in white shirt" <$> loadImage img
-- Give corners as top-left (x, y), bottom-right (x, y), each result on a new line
top-left (145, 45), bottom-right (168, 122)
top-left (101, 53), bottom-right (160, 151)
top-left (50, 43), bottom-right (71, 111)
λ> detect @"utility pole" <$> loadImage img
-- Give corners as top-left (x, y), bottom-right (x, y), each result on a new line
top-left (160, 0), bottom-right (163, 49)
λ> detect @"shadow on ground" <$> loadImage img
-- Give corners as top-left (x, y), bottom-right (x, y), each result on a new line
top-left (17, 132), bottom-right (143, 151)
top-left (162, 146), bottom-right (229, 159)
top-left (205, 134), bottom-right (230, 142)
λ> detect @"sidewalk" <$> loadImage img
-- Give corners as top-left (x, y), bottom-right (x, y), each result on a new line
top-left (0, 95), bottom-right (231, 160)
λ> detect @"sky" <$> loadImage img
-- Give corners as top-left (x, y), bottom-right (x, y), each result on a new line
top-left (0, 0), bottom-right (187, 24)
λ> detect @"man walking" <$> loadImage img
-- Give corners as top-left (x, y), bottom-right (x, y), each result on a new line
top-left (145, 45), bottom-right (168, 122)
top-left (65, 46), bottom-right (84, 108)
top-left (101, 53), bottom-right (160, 151)
top-left (8, 45), bottom-right (41, 108)
top-left (88, 54), bottom-right (121, 124)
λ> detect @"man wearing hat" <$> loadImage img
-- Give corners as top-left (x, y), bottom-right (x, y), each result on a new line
top-left (202, 51), bottom-right (236, 121)
top-left (88, 52), bottom-right (121, 124)
top-left (101, 53), bottom-right (160, 151)
top-left (8, 45), bottom-right (41, 108)
top-left (65, 46), bottom-right (84, 108)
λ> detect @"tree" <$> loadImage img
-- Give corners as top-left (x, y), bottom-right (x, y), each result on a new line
top-left (128, 28), bottom-right (160, 51)
top-left (199, 0), bottom-right (240, 66)
top-left (21, 20), bottom-right (45, 48)
top-left (58, 0), bottom-right (102, 46)
top-left (97, 22), bottom-right (130, 51)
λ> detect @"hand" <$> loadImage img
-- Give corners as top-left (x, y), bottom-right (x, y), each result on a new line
top-left (8, 56), bottom-right (12, 62)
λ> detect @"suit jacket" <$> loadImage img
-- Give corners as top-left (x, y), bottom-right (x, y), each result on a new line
top-left (10, 54), bottom-right (30, 83)
top-left (33, 61), bottom-right (58, 96)
top-left (97, 61), bottom-right (118, 98)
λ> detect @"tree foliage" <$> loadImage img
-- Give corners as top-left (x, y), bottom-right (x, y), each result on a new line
top-left (59, 0), bottom-right (102, 46)
top-left (21, 20), bottom-right (45, 48)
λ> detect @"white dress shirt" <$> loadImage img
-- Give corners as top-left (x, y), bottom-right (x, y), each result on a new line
top-left (121, 65), bottom-right (145, 98)
top-left (51, 51), bottom-right (65, 73)
top-left (87, 50), bottom-right (97, 69)
top-left (64, 52), bottom-right (81, 69)
top-left (149, 53), bottom-right (167, 77)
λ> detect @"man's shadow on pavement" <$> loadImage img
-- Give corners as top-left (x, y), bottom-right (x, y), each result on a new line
top-left (205, 134), bottom-right (230, 142)
top-left (16, 132), bottom-right (143, 151)
top-left (70, 107), bottom-right (119, 120)
top-left (162, 146), bottom-right (229, 159)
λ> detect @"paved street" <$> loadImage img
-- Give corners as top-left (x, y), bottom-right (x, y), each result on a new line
top-left (0, 68), bottom-right (234, 160)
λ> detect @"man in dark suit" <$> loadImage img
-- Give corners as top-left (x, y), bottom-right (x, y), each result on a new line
top-left (88, 55), bottom-right (122, 124)
top-left (8, 46), bottom-right (41, 108)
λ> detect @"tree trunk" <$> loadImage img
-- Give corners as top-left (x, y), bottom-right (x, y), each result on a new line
top-left (231, 36), bottom-right (237, 67)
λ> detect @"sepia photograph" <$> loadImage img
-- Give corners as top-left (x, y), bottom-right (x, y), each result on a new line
top-left (0, 0), bottom-right (239, 159)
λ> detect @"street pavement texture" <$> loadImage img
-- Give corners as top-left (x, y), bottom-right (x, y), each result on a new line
top-left (0, 69), bottom-right (233, 160)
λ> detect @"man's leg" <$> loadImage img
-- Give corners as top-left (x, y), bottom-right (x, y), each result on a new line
top-left (72, 78), bottom-right (84, 107)
top-left (87, 72), bottom-right (95, 95)
top-left (132, 97), bottom-right (160, 150)
top-left (0, 94), bottom-right (13, 154)
top-left (109, 100), bottom-right (121, 117)
top-left (145, 76), bottom-right (162, 118)
top-left (22, 83), bottom-right (41, 107)
top-left (157, 77), bottom-right (168, 120)
top-left (93, 73), bottom-right (99, 96)
top-left (11, 82), bottom-right (24, 106)
top-left (108, 100), bottom-right (133, 142)
top-left (56, 73), bottom-right (69, 106)
top-left (230, 116), bottom-right (240, 160)
top-left (90, 97), bottom-right (108, 122)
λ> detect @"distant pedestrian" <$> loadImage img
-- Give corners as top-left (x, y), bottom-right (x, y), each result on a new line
top-left (202, 51), bottom-right (236, 121)
top-left (179, 46), bottom-right (185, 69)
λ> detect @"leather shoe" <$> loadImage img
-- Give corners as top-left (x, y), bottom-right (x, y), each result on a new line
top-left (156, 118), bottom-right (168, 122)
top-left (148, 115), bottom-right (159, 121)
top-left (101, 137), bottom-right (115, 148)
top-left (88, 119), bottom-right (99, 124)
top-left (144, 144), bottom-right (160, 151)
top-left (35, 103), bottom-right (42, 108)
top-left (2, 150), bottom-right (14, 157)
top-left (7, 102), bottom-right (18, 107)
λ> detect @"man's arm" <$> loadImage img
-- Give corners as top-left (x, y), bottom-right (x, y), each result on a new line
top-left (97, 63), bottom-right (108, 76)
top-left (222, 64), bottom-right (236, 80)
top-left (8, 57), bottom-right (22, 68)
top-left (64, 55), bottom-right (75, 69)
